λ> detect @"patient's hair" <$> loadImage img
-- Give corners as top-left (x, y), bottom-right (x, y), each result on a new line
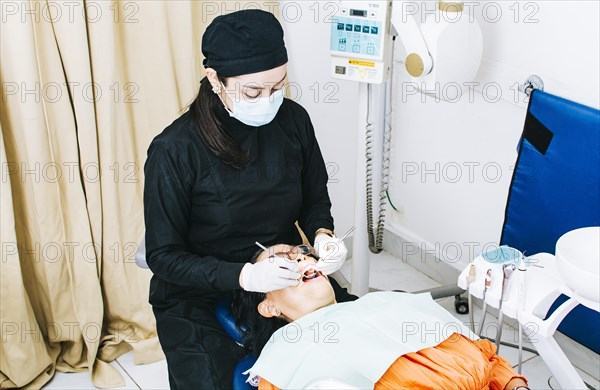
top-left (231, 249), bottom-right (288, 356)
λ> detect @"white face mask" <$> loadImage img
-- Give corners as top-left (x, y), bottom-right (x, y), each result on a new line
top-left (220, 82), bottom-right (284, 127)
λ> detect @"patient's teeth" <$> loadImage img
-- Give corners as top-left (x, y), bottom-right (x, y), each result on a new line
top-left (300, 265), bottom-right (321, 282)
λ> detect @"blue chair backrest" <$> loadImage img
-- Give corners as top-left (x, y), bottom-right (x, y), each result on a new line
top-left (500, 89), bottom-right (600, 353)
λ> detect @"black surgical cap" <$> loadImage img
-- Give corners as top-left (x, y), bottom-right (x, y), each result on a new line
top-left (202, 9), bottom-right (288, 77)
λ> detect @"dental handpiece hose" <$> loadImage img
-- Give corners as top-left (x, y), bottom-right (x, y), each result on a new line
top-left (477, 269), bottom-right (493, 337)
top-left (466, 263), bottom-right (476, 333)
top-left (517, 256), bottom-right (527, 374)
top-left (495, 264), bottom-right (516, 353)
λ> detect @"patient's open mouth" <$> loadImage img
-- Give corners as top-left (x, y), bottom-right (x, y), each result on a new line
top-left (301, 265), bottom-right (322, 282)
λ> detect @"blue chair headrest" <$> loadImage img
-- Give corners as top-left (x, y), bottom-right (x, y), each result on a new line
top-left (215, 295), bottom-right (247, 346)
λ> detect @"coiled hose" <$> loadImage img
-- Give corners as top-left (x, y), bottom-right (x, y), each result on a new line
top-left (365, 76), bottom-right (393, 254)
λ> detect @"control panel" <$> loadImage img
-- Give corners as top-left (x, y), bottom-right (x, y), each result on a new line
top-left (330, 1), bottom-right (392, 84)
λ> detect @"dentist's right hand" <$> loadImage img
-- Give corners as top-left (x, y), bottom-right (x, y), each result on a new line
top-left (239, 256), bottom-right (301, 293)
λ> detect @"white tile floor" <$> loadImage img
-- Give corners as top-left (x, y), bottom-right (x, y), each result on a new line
top-left (43, 251), bottom-right (599, 390)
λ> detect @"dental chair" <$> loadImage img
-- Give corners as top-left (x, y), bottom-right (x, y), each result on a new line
top-left (215, 295), bottom-right (258, 389)
top-left (135, 238), bottom-right (258, 389)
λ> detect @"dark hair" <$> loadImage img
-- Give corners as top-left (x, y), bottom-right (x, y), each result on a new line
top-left (189, 76), bottom-right (251, 169)
top-left (231, 248), bottom-right (288, 356)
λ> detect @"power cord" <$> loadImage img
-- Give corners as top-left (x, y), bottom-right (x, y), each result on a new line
top-left (386, 190), bottom-right (399, 211)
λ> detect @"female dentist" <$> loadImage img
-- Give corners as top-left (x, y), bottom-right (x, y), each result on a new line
top-left (143, 9), bottom-right (355, 389)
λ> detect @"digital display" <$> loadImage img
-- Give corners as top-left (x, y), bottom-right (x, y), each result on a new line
top-left (335, 66), bottom-right (346, 75)
top-left (350, 9), bottom-right (367, 17)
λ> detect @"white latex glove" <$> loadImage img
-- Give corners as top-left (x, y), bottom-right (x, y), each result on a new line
top-left (314, 234), bottom-right (348, 275)
top-left (240, 256), bottom-right (301, 293)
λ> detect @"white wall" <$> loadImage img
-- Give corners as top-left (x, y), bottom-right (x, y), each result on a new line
top-left (387, 0), bottom-right (600, 270)
top-left (280, 0), bottom-right (599, 267)
top-left (278, 1), bottom-right (359, 236)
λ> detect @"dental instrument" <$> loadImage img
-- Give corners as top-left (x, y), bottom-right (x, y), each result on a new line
top-left (517, 255), bottom-right (527, 374)
top-left (457, 232), bottom-right (599, 389)
top-left (318, 226), bottom-right (356, 253)
top-left (255, 242), bottom-right (269, 251)
top-left (336, 226), bottom-right (356, 245)
top-left (477, 269), bottom-right (493, 337)
top-left (465, 263), bottom-right (476, 333)
top-left (495, 264), bottom-right (516, 352)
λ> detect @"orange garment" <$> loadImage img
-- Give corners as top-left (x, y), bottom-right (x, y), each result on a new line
top-left (258, 333), bottom-right (527, 390)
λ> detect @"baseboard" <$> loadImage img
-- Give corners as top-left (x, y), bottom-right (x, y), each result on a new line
top-left (382, 227), bottom-right (462, 287)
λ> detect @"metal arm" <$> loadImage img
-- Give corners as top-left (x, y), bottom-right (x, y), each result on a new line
top-left (389, 0), bottom-right (433, 77)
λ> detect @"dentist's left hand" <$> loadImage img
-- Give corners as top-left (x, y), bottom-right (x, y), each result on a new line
top-left (314, 234), bottom-right (348, 275)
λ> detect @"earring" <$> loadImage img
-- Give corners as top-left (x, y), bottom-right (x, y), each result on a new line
top-left (275, 309), bottom-right (281, 316)
top-left (212, 85), bottom-right (221, 94)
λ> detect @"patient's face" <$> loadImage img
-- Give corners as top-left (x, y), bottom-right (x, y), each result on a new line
top-left (257, 244), bottom-right (336, 321)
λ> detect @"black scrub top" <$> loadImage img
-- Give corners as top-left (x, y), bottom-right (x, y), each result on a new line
top-left (143, 98), bottom-right (334, 307)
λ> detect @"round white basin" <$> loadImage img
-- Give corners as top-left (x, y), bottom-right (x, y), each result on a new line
top-left (556, 226), bottom-right (600, 303)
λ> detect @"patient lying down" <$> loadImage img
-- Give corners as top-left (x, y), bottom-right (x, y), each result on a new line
top-left (232, 244), bottom-right (529, 390)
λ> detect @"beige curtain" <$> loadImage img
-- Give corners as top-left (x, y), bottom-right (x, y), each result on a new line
top-left (0, 1), bottom-right (276, 388)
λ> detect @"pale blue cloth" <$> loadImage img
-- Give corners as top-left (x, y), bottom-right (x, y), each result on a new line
top-left (247, 292), bottom-right (477, 389)
top-left (480, 245), bottom-right (522, 265)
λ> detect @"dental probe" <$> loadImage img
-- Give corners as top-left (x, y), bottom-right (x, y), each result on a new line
top-left (336, 226), bottom-right (356, 244)
top-left (255, 242), bottom-right (269, 251)
top-left (477, 269), bottom-right (493, 337)
top-left (320, 226), bottom-right (356, 252)
top-left (495, 264), bottom-right (516, 353)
